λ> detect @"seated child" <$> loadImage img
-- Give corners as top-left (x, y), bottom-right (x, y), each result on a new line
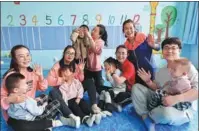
top-left (147, 58), bottom-right (192, 111)
top-left (98, 57), bottom-right (126, 114)
top-left (59, 64), bottom-right (101, 127)
top-left (6, 73), bottom-right (69, 130)
top-left (70, 24), bottom-right (90, 64)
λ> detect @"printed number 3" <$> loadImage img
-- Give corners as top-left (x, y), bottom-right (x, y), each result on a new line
top-left (20, 14), bottom-right (26, 26)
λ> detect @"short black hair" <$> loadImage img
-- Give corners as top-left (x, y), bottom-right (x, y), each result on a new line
top-left (161, 37), bottom-right (182, 50)
top-left (115, 45), bottom-right (128, 53)
top-left (5, 73), bottom-right (25, 94)
top-left (104, 57), bottom-right (120, 68)
top-left (80, 24), bottom-right (89, 31)
top-left (59, 64), bottom-right (75, 77)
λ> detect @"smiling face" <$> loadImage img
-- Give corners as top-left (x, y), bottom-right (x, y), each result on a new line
top-left (162, 44), bottom-right (181, 62)
top-left (116, 47), bottom-right (128, 64)
top-left (123, 22), bottom-right (135, 39)
top-left (64, 48), bottom-right (76, 63)
top-left (14, 48), bottom-right (31, 69)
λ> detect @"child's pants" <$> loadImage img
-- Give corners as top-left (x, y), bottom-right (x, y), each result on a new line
top-left (68, 98), bottom-right (92, 121)
top-left (49, 88), bottom-right (73, 117)
top-left (131, 83), bottom-right (193, 125)
top-left (147, 89), bottom-right (192, 111)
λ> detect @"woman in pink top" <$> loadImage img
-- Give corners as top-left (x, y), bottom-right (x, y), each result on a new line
top-left (0, 45), bottom-right (59, 131)
top-left (47, 45), bottom-right (84, 86)
top-left (84, 24), bottom-right (108, 113)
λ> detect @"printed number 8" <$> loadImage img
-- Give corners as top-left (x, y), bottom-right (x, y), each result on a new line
top-left (82, 14), bottom-right (89, 25)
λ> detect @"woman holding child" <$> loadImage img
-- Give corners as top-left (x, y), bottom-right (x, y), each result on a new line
top-left (131, 37), bottom-right (198, 131)
top-left (1, 45), bottom-right (69, 131)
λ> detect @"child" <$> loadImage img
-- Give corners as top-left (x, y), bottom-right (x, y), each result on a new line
top-left (147, 58), bottom-right (192, 111)
top-left (98, 57), bottom-right (126, 114)
top-left (58, 64), bottom-right (101, 127)
top-left (70, 25), bottom-right (90, 64)
top-left (6, 73), bottom-right (69, 130)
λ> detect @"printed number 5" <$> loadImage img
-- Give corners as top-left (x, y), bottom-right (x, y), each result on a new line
top-left (46, 15), bottom-right (52, 25)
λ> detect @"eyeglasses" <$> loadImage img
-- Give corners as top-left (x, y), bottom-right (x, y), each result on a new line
top-left (65, 52), bottom-right (75, 56)
top-left (163, 46), bottom-right (179, 51)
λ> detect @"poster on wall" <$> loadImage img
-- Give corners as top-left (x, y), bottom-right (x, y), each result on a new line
top-left (1, 2), bottom-right (177, 51)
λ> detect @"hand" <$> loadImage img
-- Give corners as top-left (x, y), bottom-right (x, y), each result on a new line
top-left (43, 102), bottom-right (48, 107)
top-left (35, 97), bottom-right (41, 102)
top-left (75, 98), bottom-right (81, 104)
top-left (85, 31), bottom-right (92, 39)
top-left (137, 68), bottom-right (151, 83)
top-left (147, 34), bottom-right (155, 47)
top-left (78, 59), bottom-right (85, 71)
top-left (8, 94), bottom-right (27, 104)
top-left (33, 64), bottom-right (43, 77)
top-left (162, 95), bottom-right (179, 106)
top-left (74, 28), bottom-right (80, 34)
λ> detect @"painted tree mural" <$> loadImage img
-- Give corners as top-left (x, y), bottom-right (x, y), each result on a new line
top-left (161, 6), bottom-right (177, 38)
top-left (155, 24), bottom-right (165, 43)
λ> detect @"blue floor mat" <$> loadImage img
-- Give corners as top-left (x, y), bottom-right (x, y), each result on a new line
top-left (1, 102), bottom-right (198, 131)
top-left (1, 69), bottom-right (198, 131)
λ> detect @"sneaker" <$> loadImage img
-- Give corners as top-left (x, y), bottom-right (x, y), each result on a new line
top-left (94, 113), bottom-right (102, 125)
top-left (60, 116), bottom-right (80, 128)
top-left (83, 115), bottom-right (95, 127)
top-left (102, 110), bottom-right (112, 117)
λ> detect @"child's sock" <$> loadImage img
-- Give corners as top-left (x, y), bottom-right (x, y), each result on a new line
top-left (60, 116), bottom-right (80, 128)
top-left (99, 90), bottom-right (106, 100)
top-left (143, 116), bottom-right (155, 131)
top-left (94, 113), bottom-right (102, 125)
top-left (104, 92), bottom-right (111, 103)
top-left (83, 114), bottom-right (95, 127)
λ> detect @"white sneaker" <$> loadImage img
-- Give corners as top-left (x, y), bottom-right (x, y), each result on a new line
top-left (83, 115), bottom-right (95, 127)
top-left (60, 116), bottom-right (80, 128)
top-left (94, 113), bottom-right (102, 125)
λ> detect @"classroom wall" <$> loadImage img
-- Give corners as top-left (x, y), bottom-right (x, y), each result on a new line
top-left (1, 2), bottom-right (198, 69)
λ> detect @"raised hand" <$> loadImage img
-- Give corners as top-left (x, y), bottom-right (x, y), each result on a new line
top-left (33, 64), bottom-right (43, 77)
top-left (78, 58), bottom-right (85, 71)
top-left (137, 68), bottom-right (151, 83)
top-left (147, 34), bottom-right (155, 47)
top-left (85, 31), bottom-right (92, 39)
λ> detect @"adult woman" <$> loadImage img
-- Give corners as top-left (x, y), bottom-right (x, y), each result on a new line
top-left (122, 19), bottom-right (160, 87)
top-left (131, 37), bottom-right (198, 131)
top-left (47, 45), bottom-right (101, 122)
top-left (107, 45), bottom-right (136, 106)
top-left (1, 45), bottom-right (57, 131)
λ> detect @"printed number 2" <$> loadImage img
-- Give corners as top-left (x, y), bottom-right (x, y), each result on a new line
top-left (7, 15), bottom-right (14, 26)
